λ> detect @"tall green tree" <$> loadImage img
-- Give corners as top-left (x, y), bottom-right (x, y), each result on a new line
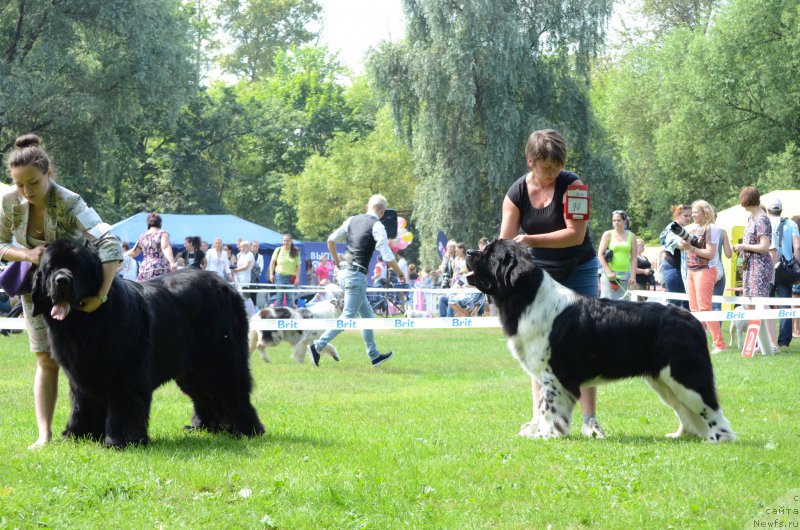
top-left (370, 0), bottom-right (617, 265)
top-left (594, 0), bottom-right (800, 236)
top-left (286, 105), bottom-right (415, 240)
top-left (223, 46), bottom-right (355, 232)
top-left (216, 0), bottom-right (321, 81)
top-left (0, 0), bottom-right (197, 221)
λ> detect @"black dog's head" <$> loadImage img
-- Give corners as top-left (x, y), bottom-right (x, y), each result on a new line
top-left (465, 239), bottom-right (542, 299)
top-left (31, 240), bottom-right (103, 320)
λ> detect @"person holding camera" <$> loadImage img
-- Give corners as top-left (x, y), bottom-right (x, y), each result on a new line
top-left (308, 194), bottom-right (407, 367)
top-left (597, 210), bottom-right (637, 299)
top-left (679, 200), bottom-right (726, 353)
top-left (659, 204), bottom-right (692, 308)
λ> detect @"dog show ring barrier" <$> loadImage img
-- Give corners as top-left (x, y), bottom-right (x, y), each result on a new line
top-left (3, 286), bottom-right (799, 334)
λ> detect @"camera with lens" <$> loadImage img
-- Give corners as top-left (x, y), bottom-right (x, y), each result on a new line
top-left (669, 222), bottom-right (701, 248)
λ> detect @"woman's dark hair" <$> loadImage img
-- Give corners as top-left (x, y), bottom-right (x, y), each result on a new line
top-left (185, 236), bottom-right (201, 249)
top-left (7, 134), bottom-right (52, 175)
top-left (612, 210), bottom-right (628, 222)
top-left (147, 212), bottom-right (163, 229)
top-left (283, 233), bottom-right (299, 258)
top-left (525, 129), bottom-right (567, 166)
top-left (739, 186), bottom-right (761, 208)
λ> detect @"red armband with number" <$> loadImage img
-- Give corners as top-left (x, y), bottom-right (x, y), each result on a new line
top-left (564, 184), bottom-right (590, 220)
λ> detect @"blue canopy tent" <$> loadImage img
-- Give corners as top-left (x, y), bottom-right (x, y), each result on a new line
top-left (109, 213), bottom-right (286, 252)
top-left (110, 213), bottom-right (292, 284)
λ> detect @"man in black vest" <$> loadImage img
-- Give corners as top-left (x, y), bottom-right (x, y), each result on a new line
top-left (309, 194), bottom-right (407, 367)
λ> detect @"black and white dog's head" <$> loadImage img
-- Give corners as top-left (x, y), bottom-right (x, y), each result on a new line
top-left (465, 239), bottom-right (544, 298)
top-left (31, 239), bottom-right (103, 320)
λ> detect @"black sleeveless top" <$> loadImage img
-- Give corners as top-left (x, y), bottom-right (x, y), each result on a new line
top-left (506, 170), bottom-right (595, 262)
top-left (345, 214), bottom-right (379, 270)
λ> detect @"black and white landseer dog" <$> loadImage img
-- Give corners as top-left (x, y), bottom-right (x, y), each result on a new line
top-left (465, 239), bottom-right (735, 442)
top-left (31, 239), bottom-right (265, 447)
top-left (249, 299), bottom-right (344, 363)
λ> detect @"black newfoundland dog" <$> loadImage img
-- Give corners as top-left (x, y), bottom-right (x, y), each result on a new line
top-left (465, 239), bottom-right (734, 442)
top-left (32, 239), bottom-right (265, 447)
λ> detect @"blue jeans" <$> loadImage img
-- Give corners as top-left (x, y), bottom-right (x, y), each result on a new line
top-left (712, 271), bottom-right (725, 311)
top-left (275, 273), bottom-right (295, 308)
top-left (560, 258), bottom-right (599, 298)
top-left (438, 295), bottom-right (454, 317)
top-left (771, 281), bottom-right (794, 347)
top-left (662, 264), bottom-right (689, 309)
top-left (314, 269), bottom-right (380, 360)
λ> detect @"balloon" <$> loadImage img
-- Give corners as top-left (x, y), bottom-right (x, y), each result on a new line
top-left (396, 227), bottom-right (406, 239)
top-left (397, 217), bottom-right (407, 230)
top-left (401, 231), bottom-right (413, 243)
top-left (396, 239), bottom-right (410, 250)
top-left (389, 240), bottom-right (399, 251)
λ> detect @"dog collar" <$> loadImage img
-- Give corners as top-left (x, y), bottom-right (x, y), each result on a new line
top-left (97, 294), bottom-right (108, 303)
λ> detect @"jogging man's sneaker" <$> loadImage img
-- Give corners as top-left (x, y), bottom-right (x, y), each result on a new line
top-left (371, 351), bottom-right (393, 367)
top-left (581, 417), bottom-right (606, 439)
top-left (308, 344), bottom-right (321, 367)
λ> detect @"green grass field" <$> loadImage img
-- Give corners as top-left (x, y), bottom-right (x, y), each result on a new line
top-left (0, 329), bottom-right (798, 529)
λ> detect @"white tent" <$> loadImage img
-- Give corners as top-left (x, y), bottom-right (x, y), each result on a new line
top-left (715, 190), bottom-right (800, 230)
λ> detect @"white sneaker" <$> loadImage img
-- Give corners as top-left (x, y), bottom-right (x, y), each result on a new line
top-left (581, 418), bottom-right (606, 439)
top-left (711, 347), bottom-right (725, 354)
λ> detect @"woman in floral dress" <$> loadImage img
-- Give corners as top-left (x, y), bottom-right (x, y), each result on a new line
top-left (732, 186), bottom-right (777, 353)
top-left (128, 213), bottom-right (177, 281)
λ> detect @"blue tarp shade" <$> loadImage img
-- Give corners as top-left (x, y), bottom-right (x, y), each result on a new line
top-left (109, 213), bottom-right (286, 252)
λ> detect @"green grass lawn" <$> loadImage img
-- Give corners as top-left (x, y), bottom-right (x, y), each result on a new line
top-left (0, 329), bottom-right (798, 529)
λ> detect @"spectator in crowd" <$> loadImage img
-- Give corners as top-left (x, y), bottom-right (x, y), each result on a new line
top-left (679, 200), bottom-right (726, 354)
top-left (206, 237), bottom-right (229, 279)
top-left (179, 236), bottom-right (206, 269)
top-left (129, 212), bottom-right (177, 281)
top-left (308, 278), bottom-right (342, 304)
top-left (500, 128), bottom-right (604, 438)
top-left (269, 233), bottom-right (301, 308)
top-left (633, 239), bottom-right (654, 291)
top-left (309, 194), bottom-right (407, 367)
top-left (396, 251), bottom-right (410, 307)
top-left (372, 256), bottom-right (387, 286)
top-left (792, 214), bottom-right (800, 338)
top-left (448, 240), bottom-right (485, 316)
top-left (316, 256), bottom-right (334, 284)
top-left (659, 204), bottom-right (692, 308)
top-left (200, 240), bottom-right (209, 253)
top-left (597, 210), bottom-right (637, 300)
top-left (250, 241), bottom-right (264, 284)
top-left (732, 186), bottom-right (778, 354)
top-left (223, 244), bottom-right (237, 279)
top-left (1, 134), bottom-right (123, 449)
top-left (437, 240), bottom-right (457, 317)
top-left (249, 240), bottom-right (265, 307)
top-left (303, 258), bottom-right (316, 286)
top-left (766, 198), bottom-right (800, 350)
top-left (118, 241), bottom-right (139, 281)
top-left (710, 215), bottom-right (732, 312)
top-left (232, 239), bottom-right (255, 300)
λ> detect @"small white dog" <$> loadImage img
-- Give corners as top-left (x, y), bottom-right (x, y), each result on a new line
top-left (249, 299), bottom-right (344, 363)
top-left (729, 305), bottom-right (748, 350)
top-left (404, 309), bottom-right (432, 318)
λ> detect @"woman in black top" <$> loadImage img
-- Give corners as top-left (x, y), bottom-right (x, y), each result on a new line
top-left (499, 129), bottom-right (604, 439)
top-left (180, 236), bottom-right (206, 270)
